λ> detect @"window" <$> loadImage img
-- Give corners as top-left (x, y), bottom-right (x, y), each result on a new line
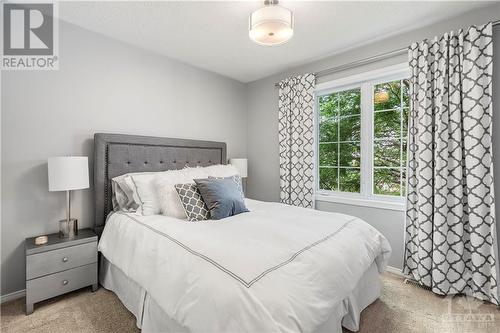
top-left (318, 88), bottom-right (361, 193)
top-left (316, 65), bottom-right (409, 209)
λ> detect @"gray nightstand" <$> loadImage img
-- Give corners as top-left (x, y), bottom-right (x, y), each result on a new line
top-left (25, 228), bottom-right (98, 315)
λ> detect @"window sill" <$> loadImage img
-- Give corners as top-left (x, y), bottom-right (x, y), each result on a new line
top-left (315, 193), bottom-right (406, 211)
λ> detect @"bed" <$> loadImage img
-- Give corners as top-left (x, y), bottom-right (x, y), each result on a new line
top-left (94, 133), bottom-right (391, 333)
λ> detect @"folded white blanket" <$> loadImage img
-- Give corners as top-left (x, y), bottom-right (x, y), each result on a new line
top-left (98, 199), bottom-right (391, 332)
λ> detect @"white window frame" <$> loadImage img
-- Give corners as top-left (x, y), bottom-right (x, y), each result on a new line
top-left (314, 63), bottom-right (410, 211)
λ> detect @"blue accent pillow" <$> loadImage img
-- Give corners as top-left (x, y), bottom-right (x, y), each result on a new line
top-left (194, 178), bottom-right (249, 220)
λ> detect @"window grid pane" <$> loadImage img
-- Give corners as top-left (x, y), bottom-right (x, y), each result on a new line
top-left (339, 168), bottom-right (361, 193)
top-left (318, 88), bottom-right (361, 193)
top-left (319, 143), bottom-right (338, 166)
top-left (374, 167), bottom-right (401, 195)
top-left (374, 139), bottom-right (400, 167)
top-left (319, 167), bottom-right (338, 191)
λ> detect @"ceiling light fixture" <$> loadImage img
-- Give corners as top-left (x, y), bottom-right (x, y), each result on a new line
top-left (249, 0), bottom-right (294, 46)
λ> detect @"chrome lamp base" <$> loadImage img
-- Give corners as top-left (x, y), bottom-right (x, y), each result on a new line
top-left (58, 190), bottom-right (79, 238)
top-left (59, 218), bottom-right (78, 238)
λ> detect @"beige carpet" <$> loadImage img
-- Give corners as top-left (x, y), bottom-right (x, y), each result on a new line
top-left (1, 273), bottom-right (499, 333)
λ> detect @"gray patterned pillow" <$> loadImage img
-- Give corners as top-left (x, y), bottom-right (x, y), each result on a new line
top-left (174, 183), bottom-right (210, 221)
top-left (208, 175), bottom-right (244, 197)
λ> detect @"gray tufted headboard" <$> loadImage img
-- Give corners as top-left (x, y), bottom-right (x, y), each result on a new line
top-left (93, 133), bottom-right (227, 234)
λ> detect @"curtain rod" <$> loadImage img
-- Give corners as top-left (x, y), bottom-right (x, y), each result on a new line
top-left (274, 19), bottom-right (500, 88)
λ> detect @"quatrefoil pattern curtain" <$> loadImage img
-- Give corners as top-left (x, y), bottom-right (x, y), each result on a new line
top-left (403, 23), bottom-right (498, 304)
top-left (278, 73), bottom-right (316, 208)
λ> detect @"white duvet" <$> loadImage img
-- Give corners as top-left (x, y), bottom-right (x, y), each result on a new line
top-left (98, 199), bottom-right (391, 332)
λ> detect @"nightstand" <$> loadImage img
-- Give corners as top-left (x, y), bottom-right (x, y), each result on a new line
top-left (25, 228), bottom-right (98, 315)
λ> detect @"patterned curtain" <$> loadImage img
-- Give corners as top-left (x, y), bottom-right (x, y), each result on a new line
top-left (403, 23), bottom-right (498, 304)
top-left (278, 73), bottom-right (316, 208)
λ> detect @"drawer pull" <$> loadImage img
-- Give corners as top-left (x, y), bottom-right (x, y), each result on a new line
top-left (62, 257), bottom-right (68, 262)
top-left (62, 280), bottom-right (69, 286)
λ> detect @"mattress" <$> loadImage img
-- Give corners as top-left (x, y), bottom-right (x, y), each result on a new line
top-left (98, 199), bottom-right (391, 332)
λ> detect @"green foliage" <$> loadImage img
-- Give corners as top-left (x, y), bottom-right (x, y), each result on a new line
top-left (319, 117), bottom-right (361, 142)
top-left (339, 142), bottom-right (360, 167)
top-left (318, 167), bottom-right (360, 193)
top-left (374, 139), bottom-right (401, 167)
top-left (374, 110), bottom-right (400, 138)
top-left (340, 117), bottom-right (361, 141)
top-left (319, 167), bottom-right (337, 191)
top-left (319, 120), bottom-right (338, 142)
top-left (374, 168), bottom-right (402, 195)
top-left (319, 143), bottom-right (337, 166)
top-left (338, 89), bottom-right (361, 116)
top-left (339, 168), bottom-right (360, 193)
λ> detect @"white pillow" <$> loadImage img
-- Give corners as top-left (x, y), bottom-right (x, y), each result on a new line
top-left (155, 167), bottom-right (209, 219)
top-left (128, 173), bottom-right (161, 216)
top-left (201, 164), bottom-right (240, 178)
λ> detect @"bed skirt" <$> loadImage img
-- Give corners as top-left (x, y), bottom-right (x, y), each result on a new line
top-left (99, 256), bottom-right (381, 333)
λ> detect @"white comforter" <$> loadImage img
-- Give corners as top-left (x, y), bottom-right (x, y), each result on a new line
top-left (98, 199), bottom-right (391, 332)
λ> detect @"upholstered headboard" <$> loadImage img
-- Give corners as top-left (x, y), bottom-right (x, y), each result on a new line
top-left (93, 133), bottom-right (227, 234)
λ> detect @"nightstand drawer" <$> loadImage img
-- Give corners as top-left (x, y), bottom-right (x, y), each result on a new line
top-left (26, 263), bottom-right (97, 305)
top-left (26, 241), bottom-right (97, 279)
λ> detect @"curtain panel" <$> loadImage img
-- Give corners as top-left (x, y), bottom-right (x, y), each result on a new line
top-left (403, 23), bottom-right (498, 304)
top-left (278, 73), bottom-right (316, 208)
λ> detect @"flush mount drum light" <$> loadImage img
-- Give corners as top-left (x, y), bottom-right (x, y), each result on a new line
top-left (249, 0), bottom-right (294, 46)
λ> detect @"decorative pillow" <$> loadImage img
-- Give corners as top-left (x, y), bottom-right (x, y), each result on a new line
top-left (208, 175), bottom-right (244, 197)
top-left (128, 173), bottom-right (161, 215)
top-left (111, 173), bottom-right (144, 212)
top-left (111, 176), bottom-right (135, 212)
top-left (200, 164), bottom-right (240, 178)
top-left (174, 183), bottom-right (210, 221)
top-left (194, 178), bottom-right (249, 220)
top-left (155, 168), bottom-right (209, 219)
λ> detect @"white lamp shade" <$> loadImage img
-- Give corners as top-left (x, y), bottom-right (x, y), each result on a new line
top-left (229, 158), bottom-right (248, 178)
top-left (48, 156), bottom-right (89, 191)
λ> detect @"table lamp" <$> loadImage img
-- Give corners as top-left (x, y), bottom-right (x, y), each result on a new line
top-left (48, 156), bottom-right (89, 238)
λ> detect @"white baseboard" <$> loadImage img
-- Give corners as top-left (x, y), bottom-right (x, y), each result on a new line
top-left (385, 265), bottom-right (405, 277)
top-left (1, 289), bottom-right (25, 304)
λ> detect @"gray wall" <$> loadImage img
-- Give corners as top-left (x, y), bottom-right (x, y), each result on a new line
top-left (1, 21), bottom-right (247, 295)
top-left (246, 3), bottom-right (500, 270)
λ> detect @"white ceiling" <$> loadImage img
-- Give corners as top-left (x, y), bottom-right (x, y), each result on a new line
top-left (60, 1), bottom-right (491, 83)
